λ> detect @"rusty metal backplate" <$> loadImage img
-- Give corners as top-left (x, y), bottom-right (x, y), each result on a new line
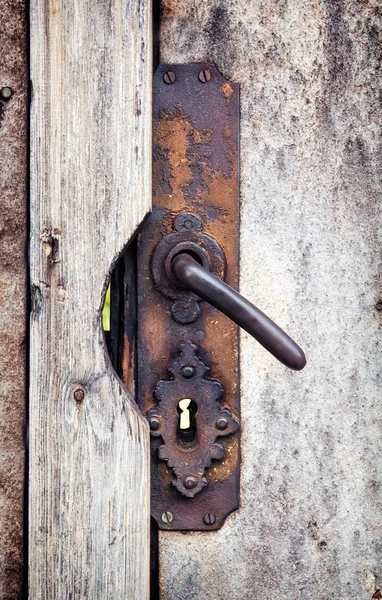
top-left (137, 63), bottom-right (239, 531)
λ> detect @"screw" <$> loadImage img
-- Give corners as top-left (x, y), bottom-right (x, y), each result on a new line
top-left (182, 365), bottom-right (195, 379)
top-left (198, 69), bottom-right (211, 83)
top-left (203, 513), bottom-right (216, 525)
top-left (161, 511), bottom-right (173, 523)
top-left (183, 475), bottom-right (197, 490)
top-left (0, 87), bottom-right (12, 101)
top-left (73, 388), bottom-right (85, 403)
top-left (216, 417), bottom-right (228, 430)
top-left (376, 303), bottom-right (382, 311)
top-left (149, 416), bottom-right (160, 431)
top-left (163, 71), bottom-right (176, 85)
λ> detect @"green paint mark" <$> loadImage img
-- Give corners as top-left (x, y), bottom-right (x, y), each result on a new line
top-left (102, 285), bottom-right (111, 331)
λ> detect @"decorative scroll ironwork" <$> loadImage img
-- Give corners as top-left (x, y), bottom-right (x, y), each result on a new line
top-left (146, 340), bottom-right (239, 498)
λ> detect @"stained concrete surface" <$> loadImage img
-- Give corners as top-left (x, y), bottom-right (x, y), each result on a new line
top-left (158, 2), bottom-right (382, 598)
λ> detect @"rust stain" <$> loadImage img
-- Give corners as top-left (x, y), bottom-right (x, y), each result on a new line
top-left (209, 438), bottom-right (239, 483)
top-left (160, 0), bottom-right (179, 16)
top-left (121, 332), bottom-right (136, 397)
top-left (192, 128), bottom-right (213, 144)
top-left (154, 107), bottom-right (238, 236)
top-left (220, 82), bottom-right (234, 99)
top-left (154, 108), bottom-right (194, 204)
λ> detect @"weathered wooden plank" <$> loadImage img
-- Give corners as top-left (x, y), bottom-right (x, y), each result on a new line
top-left (0, 1), bottom-right (27, 598)
top-left (159, 1), bottom-right (382, 598)
top-left (29, 1), bottom-right (152, 598)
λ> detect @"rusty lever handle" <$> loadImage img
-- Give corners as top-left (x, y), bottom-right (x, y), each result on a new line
top-left (171, 253), bottom-right (306, 371)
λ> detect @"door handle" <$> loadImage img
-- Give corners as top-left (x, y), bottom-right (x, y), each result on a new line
top-left (171, 253), bottom-right (306, 371)
top-left (139, 210), bottom-right (306, 512)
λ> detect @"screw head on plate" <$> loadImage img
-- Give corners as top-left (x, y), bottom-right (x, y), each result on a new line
top-left (161, 511), bottom-right (173, 524)
top-left (216, 417), bottom-right (229, 430)
top-left (203, 513), bottom-right (216, 525)
top-left (149, 417), bottom-right (161, 431)
top-left (198, 69), bottom-right (211, 83)
top-left (376, 303), bottom-right (382, 311)
top-left (183, 475), bottom-right (197, 490)
top-left (0, 87), bottom-right (12, 101)
top-left (163, 71), bottom-right (176, 84)
top-left (182, 365), bottom-right (196, 379)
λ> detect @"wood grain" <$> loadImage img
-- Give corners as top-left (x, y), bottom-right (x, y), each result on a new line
top-left (29, 1), bottom-right (152, 597)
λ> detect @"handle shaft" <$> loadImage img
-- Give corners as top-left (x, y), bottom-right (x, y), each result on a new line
top-left (172, 253), bottom-right (306, 371)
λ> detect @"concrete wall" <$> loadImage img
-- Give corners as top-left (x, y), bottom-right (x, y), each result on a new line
top-left (159, 2), bottom-right (382, 598)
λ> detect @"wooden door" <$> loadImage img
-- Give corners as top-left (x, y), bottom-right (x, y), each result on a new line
top-left (28, 1), bottom-right (152, 598)
top-left (155, 2), bottom-right (382, 599)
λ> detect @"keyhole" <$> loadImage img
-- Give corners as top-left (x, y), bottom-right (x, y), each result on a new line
top-left (177, 398), bottom-right (198, 445)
